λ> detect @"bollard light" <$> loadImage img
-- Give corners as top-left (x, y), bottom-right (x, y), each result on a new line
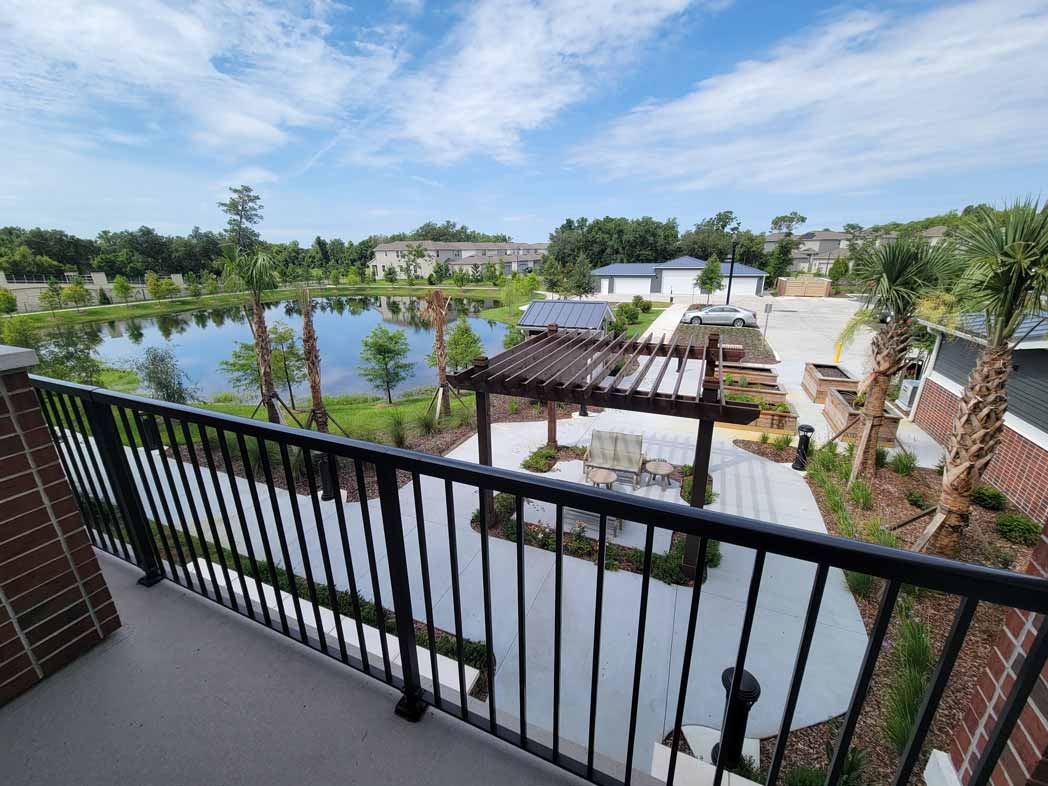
top-left (141, 415), bottom-right (164, 451)
top-left (319, 454), bottom-right (338, 501)
top-left (712, 667), bottom-right (762, 770)
top-left (791, 423), bottom-right (816, 471)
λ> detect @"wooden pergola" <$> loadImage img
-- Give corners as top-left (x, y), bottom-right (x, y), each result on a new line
top-left (450, 324), bottom-right (763, 576)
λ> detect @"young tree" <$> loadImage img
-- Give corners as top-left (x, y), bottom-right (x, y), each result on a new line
top-left (202, 271), bottom-right (219, 295)
top-left (156, 278), bottom-right (180, 299)
top-left (184, 272), bottom-right (203, 298)
top-left (144, 271), bottom-right (162, 300)
top-left (298, 288), bottom-right (330, 433)
top-left (0, 288), bottom-right (16, 314)
top-left (61, 282), bottom-right (92, 312)
top-left (541, 255), bottom-right (564, 293)
top-left (359, 325), bottom-right (413, 404)
top-left (133, 346), bottom-right (197, 403)
top-left (840, 238), bottom-right (957, 484)
top-left (829, 257), bottom-right (850, 286)
top-left (268, 321), bottom-right (306, 409)
top-left (38, 280), bottom-right (63, 316)
top-left (565, 255), bottom-right (594, 299)
top-left (383, 265), bottom-right (399, 284)
top-left (918, 201), bottom-right (1048, 548)
top-left (444, 313), bottom-right (483, 373)
top-left (422, 290), bottom-right (452, 417)
top-left (222, 245), bottom-right (282, 423)
top-left (696, 261), bottom-right (723, 303)
top-left (111, 275), bottom-right (132, 303)
top-left (401, 244), bottom-right (426, 283)
top-left (217, 185), bottom-right (263, 253)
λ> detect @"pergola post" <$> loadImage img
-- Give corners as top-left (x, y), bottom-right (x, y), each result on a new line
top-left (544, 323), bottom-right (559, 447)
top-left (473, 355), bottom-right (495, 525)
top-left (683, 343), bottom-right (719, 580)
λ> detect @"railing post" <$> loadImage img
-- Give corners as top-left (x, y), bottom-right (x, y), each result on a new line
top-left (375, 462), bottom-right (427, 722)
top-left (83, 396), bottom-right (164, 586)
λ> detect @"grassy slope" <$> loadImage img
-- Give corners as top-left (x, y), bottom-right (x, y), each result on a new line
top-left (5, 283), bottom-right (502, 329)
top-left (625, 307), bottom-right (667, 337)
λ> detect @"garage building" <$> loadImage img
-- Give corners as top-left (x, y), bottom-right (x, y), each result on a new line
top-left (590, 256), bottom-right (767, 298)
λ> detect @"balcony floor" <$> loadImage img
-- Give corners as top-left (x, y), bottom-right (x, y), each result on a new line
top-left (0, 553), bottom-right (579, 786)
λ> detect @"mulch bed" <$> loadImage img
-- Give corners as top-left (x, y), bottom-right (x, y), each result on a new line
top-left (733, 438), bottom-right (797, 464)
top-left (673, 324), bottom-right (779, 364)
top-left (760, 465), bottom-right (1036, 784)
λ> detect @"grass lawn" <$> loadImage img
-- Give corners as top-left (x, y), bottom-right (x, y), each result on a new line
top-left (625, 307), bottom-right (667, 337)
top-left (6, 283), bottom-right (502, 329)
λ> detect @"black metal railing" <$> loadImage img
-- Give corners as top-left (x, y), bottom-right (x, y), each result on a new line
top-left (29, 374), bottom-right (1048, 786)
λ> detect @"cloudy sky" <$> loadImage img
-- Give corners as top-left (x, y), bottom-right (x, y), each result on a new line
top-left (2, 0), bottom-right (1047, 242)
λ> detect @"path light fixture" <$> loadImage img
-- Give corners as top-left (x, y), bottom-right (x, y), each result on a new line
top-left (792, 423), bottom-right (816, 470)
top-left (711, 667), bottom-right (762, 770)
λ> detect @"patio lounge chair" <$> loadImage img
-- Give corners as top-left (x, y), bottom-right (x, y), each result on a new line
top-left (583, 430), bottom-right (644, 489)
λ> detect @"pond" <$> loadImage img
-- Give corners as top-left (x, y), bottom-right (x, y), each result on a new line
top-left (77, 295), bottom-right (509, 397)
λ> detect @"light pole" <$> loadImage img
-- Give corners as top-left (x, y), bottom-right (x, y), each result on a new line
top-left (724, 231), bottom-right (739, 305)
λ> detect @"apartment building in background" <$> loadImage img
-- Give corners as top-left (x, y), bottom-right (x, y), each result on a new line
top-left (371, 241), bottom-right (549, 278)
top-left (764, 225), bottom-right (949, 274)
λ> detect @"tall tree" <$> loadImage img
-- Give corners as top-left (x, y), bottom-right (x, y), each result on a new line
top-left (297, 287), bottom-right (329, 432)
top-left (565, 255), bottom-right (594, 298)
top-left (61, 281), bottom-right (92, 312)
top-left (217, 185), bottom-right (263, 253)
top-left (422, 290), bottom-right (452, 417)
top-left (268, 321), bottom-right (306, 409)
top-left (770, 211), bottom-right (807, 235)
top-left (222, 245), bottom-right (282, 423)
top-left (840, 238), bottom-right (957, 484)
top-left (133, 346), bottom-right (197, 403)
top-left (444, 314), bottom-right (484, 373)
top-left (111, 275), bottom-right (132, 303)
top-left (918, 201), bottom-right (1048, 549)
top-left (38, 279), bottom-right (63, 316)
top-left (359, 325), bottom-right (413, 404)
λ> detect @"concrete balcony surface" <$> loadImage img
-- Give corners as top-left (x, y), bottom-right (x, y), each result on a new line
top-left (0, 554), bottom-right (579, 786)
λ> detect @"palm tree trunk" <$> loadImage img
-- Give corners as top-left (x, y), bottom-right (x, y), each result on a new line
top-left (917, 344), bottom-right (1011, 550)
top-left (252, 295), bottom-right (281, 424)
top-left (848, 318), bottom-right (909, 484)
top-left (300, 289), bottom-right (328, 434)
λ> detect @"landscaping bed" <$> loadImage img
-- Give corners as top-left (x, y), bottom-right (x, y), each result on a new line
top-left (802, 362), bottom-right (860, 403)
top-left (823, 388), bottom-right (899, 446)
top-left (761, 444), bottom-right (1039, 784)
top-left (673, 324), bottom-right (778, 364)
top-left (724, 380), bottom-right (788, 404)
top-left (721, 364), bottom-right (780, 386)
top-left (733, 437), bottom-right (797, 464)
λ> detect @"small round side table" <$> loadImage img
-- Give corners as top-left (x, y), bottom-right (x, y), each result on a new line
top-left (587, 468), bottom-right (617, 489)
top-left (645, 460), bottom-right (674, 488)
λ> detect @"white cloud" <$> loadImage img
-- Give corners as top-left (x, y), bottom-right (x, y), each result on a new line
top-left (225, 166), bottom-right (280, 185)
top-left (574, 0), bottom-right (1048, 192)
top-left (374, 0), bottom-right (703, 164)
top-left (0, 0), bottom-right (404, 157)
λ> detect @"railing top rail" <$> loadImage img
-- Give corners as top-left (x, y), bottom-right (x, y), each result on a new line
top-left (30, 373), bottom-right (1048, 613)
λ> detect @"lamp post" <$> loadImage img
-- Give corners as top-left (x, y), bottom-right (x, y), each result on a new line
top-left (724, 231), bottom-right (739, 305)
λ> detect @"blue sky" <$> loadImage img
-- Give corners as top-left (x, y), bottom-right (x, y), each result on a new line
top-left (2, 0), bottom-right (1047, 243)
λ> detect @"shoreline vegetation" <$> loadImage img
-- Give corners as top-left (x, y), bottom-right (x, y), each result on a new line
top-left (3, 282), bottom-right (504, 329)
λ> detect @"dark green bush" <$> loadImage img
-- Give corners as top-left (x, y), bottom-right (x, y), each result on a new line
top-left (784, 766), bottom-right (825, 786)
top-left (875, 446), bottom-right (887, 468)
top-left (996, 512), bottom-right (1041, 546)
top-left (972, 484), bottom-right (1007, 511)
top-left (905, 489), bottom-right (928, 508)
top-left (521, 444), bottom-right (558, 472)
top-left (615, 302), bottom-right (640, 324)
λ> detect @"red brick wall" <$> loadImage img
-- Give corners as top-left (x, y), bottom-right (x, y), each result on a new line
top-left (949, 535), bottom-right (1048, 786)
top-left (0, 364), bottom-right (120, 706)
top-left (914, 379), bottom-right (1048, 522)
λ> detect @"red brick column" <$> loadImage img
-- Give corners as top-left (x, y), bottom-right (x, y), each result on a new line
top-left (949, 534), bottom-right (1048, 786)
top-left (0, 345), bottom-right (120, 706)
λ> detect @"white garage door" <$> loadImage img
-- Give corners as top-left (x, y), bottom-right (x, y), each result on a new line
top-left (660, 269), bottom-right (701, 296)
top-left (612, 277), bottom-right (652, 295)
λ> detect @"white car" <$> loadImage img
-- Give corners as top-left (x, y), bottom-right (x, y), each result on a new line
top-left (680, 304), bottom-right (758, 327)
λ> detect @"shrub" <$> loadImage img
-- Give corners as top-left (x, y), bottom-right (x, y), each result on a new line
top-left (981, 541), bottom-right (1015, 569)
top-left (507, 399), bottom-right (520, 415)
top-left (730, 756), bottom-right (763, 782)
top-left (680, 475), bottom-right (717, 506)
top-left (905, 489), bottom-right (928, 509)
top-left (615, 302), bottom-right (640, 324)
top-left (388, 408), bottom-right (408, 448)
top-left (972, 484), bottom-right (1007, 511)
top-left (415, 409), bottom-right (438, 436)
top-left (846, 571), bottom-right (875, 598)
top-left (865, 518), bottom-right (898, 548)
top-left (886, 666), bottom-right (928, 753)
top-left (888, 449), bottom-right (917, 476)
top-left (935, 457), bottom-right (945, 475)
top-left (996, 512), bottom-right (1041, 546)
top-left (759, 431), bottom-right (770, 444)
top-left (784, 766), bottom-right (825, 786)
top-left (849, 480), bottom-right (873, 510)
top-left (521, 445), bottom-right (559, 472)
top-left (631, 295), bottom-right (652, 312)
top-left (898, 617), bottom-right (934, 674)
top-left (875, 446), bottom-right (888, 468)
top-left (771, 433), bottom-right (794, 450)
top-left (210, 391), bottom-right (237, 404)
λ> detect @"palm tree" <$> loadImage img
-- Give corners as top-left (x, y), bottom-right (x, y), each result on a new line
top-left (222, 245), bottom-right (281, 424)
top-left (841, 238), bottom-right (957, 485)
top-left (917, 201), bottom-right (1048, 549)
top-left (298, 287), bottom-right (329, 433)
top-left (422, 289), bottom-right (452, 418)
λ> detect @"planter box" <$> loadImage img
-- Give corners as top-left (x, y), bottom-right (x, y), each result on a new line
top-left (751, 402), bottom-right (798, 432)
top-left (724, 381), bottom-right (788, 405)
top-left (722, 364), bottom-right (780, 387)
top-left (802, 362), bottom-right (860, 403)
top-left (823, 388), bottom-right (899, 446)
